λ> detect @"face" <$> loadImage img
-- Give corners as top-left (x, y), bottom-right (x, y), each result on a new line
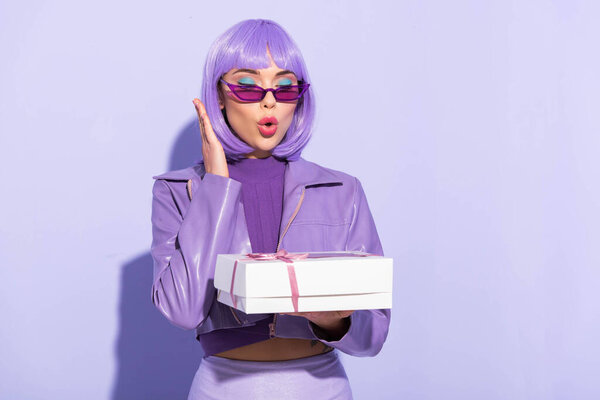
top-left (219, 51), bottom-right (299, 159)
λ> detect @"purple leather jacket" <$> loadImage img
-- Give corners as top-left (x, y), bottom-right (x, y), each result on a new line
top-left (150, 157), bottom-right (391, 357)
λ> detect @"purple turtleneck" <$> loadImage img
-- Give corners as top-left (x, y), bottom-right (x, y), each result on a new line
top-left (197, 156), bottom-right (287, 356)
top-left (228, 156), bottom-right (286, 254)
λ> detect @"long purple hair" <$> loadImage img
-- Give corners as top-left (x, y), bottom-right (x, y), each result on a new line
top-left (201, 19), bottom-right (315, 161)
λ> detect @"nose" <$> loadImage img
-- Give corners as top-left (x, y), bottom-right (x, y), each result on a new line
top-left (261, 90), bottom-right (276, 109)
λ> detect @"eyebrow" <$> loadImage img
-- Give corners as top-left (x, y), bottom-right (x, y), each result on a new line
top-left (232, 68), bottom-right (297, 77)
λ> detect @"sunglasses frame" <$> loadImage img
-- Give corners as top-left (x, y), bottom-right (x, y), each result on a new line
top-left (219, 79), bottom-right (310, 103)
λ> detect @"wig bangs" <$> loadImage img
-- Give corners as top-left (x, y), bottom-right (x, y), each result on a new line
top-left (218, 22), bottom-right (305, 81)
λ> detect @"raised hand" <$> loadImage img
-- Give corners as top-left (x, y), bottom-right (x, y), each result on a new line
top-left (193, 98), bottom-right (229, 178)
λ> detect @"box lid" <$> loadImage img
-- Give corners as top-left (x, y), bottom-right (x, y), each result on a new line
top-left (214, 251), bottom-right (393, 297)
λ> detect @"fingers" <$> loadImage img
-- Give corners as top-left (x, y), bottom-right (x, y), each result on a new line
top-left (338, 310), bottom-right (354, 318)
top-left (193, 99), bottom-right (207, 144)
top-left (193, 98), bottom-right (229, 178)
top-left (193, 98), bottom-right (216, 145)
top-left (193, 98), bottom-right (205, 119)
top-left (280, 311), bottom-right (354, 318)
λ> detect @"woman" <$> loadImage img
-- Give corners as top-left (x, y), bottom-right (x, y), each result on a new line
top-left (150, 19), bottom-right (390, 399)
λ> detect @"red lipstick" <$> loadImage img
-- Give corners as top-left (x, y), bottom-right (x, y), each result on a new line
top-left (257, 116), bottom-right (278, 136)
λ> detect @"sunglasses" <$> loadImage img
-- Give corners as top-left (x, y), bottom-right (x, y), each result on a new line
top-left (220, 79), bottom-right (310, 103)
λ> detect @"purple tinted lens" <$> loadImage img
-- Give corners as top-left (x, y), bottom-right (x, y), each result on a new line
top-left (275, 86), bottom-right (301, 101)
top-left (232, 86), bottom-right (265, 101)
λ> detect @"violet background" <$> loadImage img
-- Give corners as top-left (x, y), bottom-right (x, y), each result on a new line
top-left (1, 1), bottom-right (599, 399)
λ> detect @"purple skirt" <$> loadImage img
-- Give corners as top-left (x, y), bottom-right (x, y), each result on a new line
top-left (187, 350), bottom-right (353, 400)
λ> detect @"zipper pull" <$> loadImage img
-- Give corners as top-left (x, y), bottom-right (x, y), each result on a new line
top-left (269, 314), bottom-right (277, 338)
top-left (269, 322), bottom-right (275, 338)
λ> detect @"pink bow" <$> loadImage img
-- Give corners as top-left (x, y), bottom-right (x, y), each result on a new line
top-left (230, 249), bottom-right (308, 312)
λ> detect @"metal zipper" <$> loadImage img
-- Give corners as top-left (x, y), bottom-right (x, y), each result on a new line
top-left (269, 313), bottom-right (278, 338)
top-left (270, 187), bottom-right (306, 337)
top-left (276, 187), bottom-right (306, 251)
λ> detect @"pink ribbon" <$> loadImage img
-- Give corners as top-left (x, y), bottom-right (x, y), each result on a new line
top-left (229, 250), bottom-right (373, 312)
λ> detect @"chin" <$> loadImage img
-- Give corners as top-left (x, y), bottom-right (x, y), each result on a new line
top-left (255, 145), bottom-right (279, 154)
top-left (259, 134), bottom-right (285, 148)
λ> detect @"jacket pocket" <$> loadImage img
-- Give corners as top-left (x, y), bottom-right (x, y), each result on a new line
top-left (282, 221), bottom-right (351, 252)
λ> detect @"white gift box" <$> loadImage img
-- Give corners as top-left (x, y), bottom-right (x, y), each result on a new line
top-left (214, 251), bottom-right (393, 314)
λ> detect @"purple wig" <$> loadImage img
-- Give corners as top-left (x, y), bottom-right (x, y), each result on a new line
top-left (201, 19), bottom-right (315, 161)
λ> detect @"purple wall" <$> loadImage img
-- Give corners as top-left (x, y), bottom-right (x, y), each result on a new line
top-left (1, 1), bottom-right (598, 398)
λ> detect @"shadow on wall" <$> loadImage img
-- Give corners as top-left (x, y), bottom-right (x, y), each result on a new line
top-left (112, 120), bottom-right (203, 399)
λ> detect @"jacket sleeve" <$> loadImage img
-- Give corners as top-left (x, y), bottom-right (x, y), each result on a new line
top-left (308, 177), bottom-right (391, 356)
top-left (150, 173), bottom-right (250, 330)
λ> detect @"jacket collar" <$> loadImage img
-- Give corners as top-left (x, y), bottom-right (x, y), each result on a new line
top-left (154, 158), bottom-right (344, 241)
top-left (285, 158), bottom-right (343, 188)
top-left (152, 164), bottom-right (204, 181)
top-left (153, 157), bottom-right (342, 189)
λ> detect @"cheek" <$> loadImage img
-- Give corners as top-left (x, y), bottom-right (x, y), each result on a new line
top-left (224, 103), bottom-right (255, 127)
top-left (280, 105), bottom-right (298, 127)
